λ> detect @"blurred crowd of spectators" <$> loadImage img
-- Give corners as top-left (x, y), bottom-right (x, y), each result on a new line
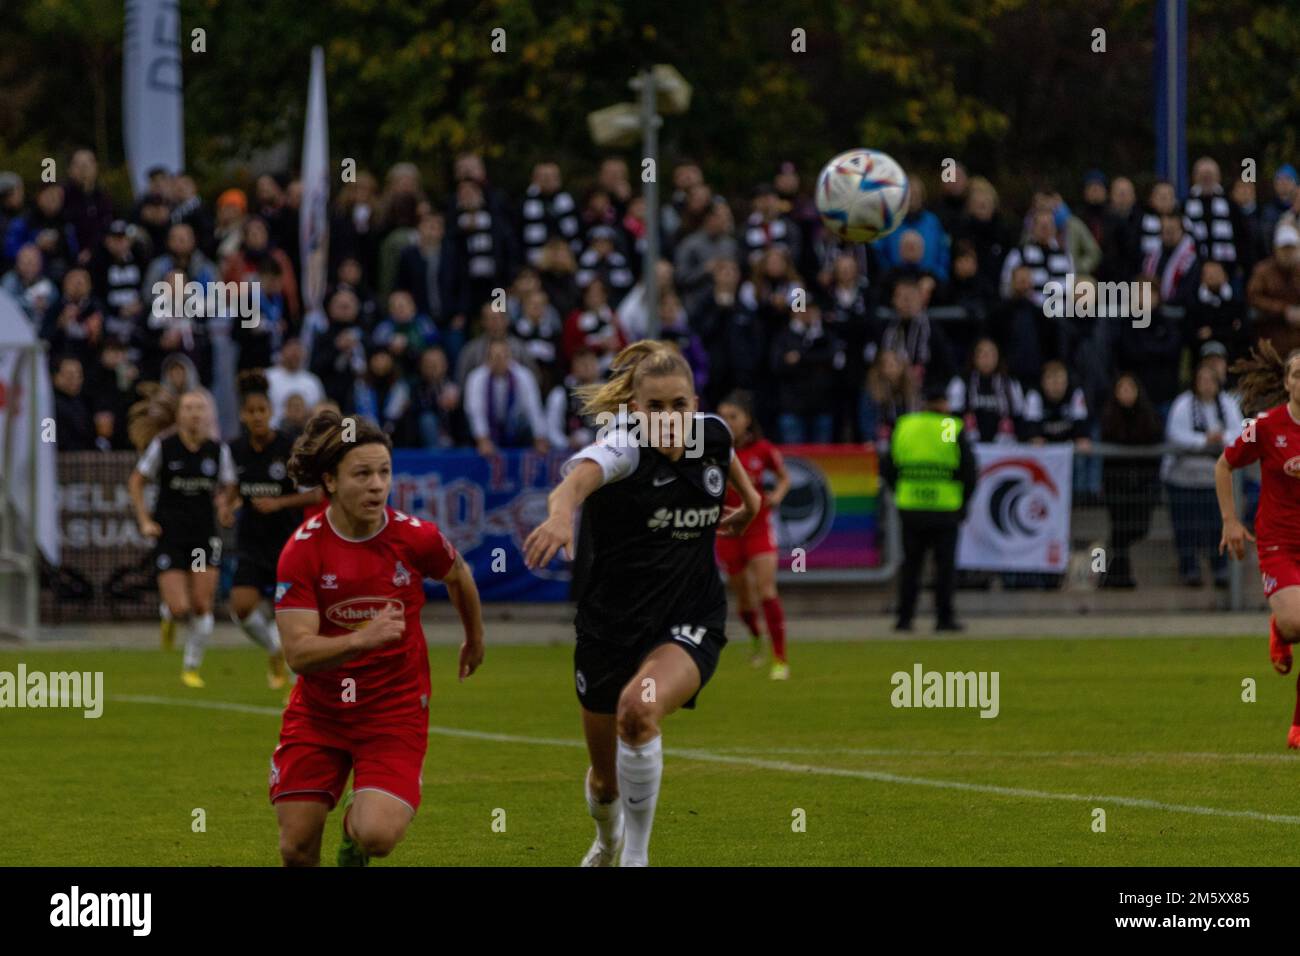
top-left (6, 148), bottom-right (1298, 492)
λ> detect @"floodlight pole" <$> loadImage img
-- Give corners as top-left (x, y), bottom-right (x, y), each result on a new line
top-left (633, 70), bottom-right (662, 339)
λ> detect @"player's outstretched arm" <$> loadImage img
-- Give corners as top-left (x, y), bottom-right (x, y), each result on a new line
top-left (277, 606), bottom-right (404, 673)
top-left (439, 554), bottom-right (485, 681)
top-left (1216, 453), bottom-right (1254, 560)
top-left (523, 457), bottom-right (604, 568)
top-left (719, 453), bottom-right (761, 537)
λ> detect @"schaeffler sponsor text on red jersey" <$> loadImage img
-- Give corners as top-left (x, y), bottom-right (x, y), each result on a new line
top-left (275, 506), bottom-right (457, 721)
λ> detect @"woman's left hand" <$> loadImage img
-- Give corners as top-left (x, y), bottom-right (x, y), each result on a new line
top-left (718, 504), bottom-right (755, 537)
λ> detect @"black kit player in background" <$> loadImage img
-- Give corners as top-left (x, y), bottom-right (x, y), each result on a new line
top-left (221, 371), bottom-right (323, 690)
top-left (524, 341), bottom-right (763, 867)
top-left (129, 389), bottom-right (237, 688)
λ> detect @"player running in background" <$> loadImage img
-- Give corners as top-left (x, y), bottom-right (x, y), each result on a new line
top-left (224, 371), bottom-right (322, 689)
top-left (271, 410), bottom-right (485, 866)
top-left (524, 341), bottom-right (762, 867)
top-left (129, 390), bottom-right (237, 688)
top-left (1218, 343), bottom-right (1300, 748)
top-left (715, 390), bottom-right (792, 679)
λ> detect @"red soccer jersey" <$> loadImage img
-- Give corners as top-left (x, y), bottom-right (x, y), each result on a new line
top-left (725, 437), bottom-right (783, 516)
top-left (274, 505), bottom-right (458, 724)
top-left (1223, 402), bottom-right (1300, 551)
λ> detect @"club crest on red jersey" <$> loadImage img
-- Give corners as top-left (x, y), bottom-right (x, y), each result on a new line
top-left (393, 561), bottom-right (412, 587)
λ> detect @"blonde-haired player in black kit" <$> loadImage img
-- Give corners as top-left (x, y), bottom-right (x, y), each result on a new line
top-left (525, 341), bottom-right (762, 867)
top-left (129, 389), bottom-right (237, 688)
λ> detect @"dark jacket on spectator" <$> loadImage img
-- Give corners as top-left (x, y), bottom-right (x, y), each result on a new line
top-left (1101, 206), bottom-right (1144, 281)
top-left (1115, 303), bottom-right (1184, 408)
top-left (63, 184), bottom-right (114, 256)
top-left (693, 292), bottom-right (766, 409)
top-left (1186, 277), bottom-right (1249, 360)
top-left (951, 213), bottom-right (1012, 287)
top-left (310, 319), bottom-right (366, 411)
top-left (55, 388), bottom-right (95, 451)
top-left (396, 240), bottom-right (456, 325)
top-left (770, 317), bottom-right (837, 415)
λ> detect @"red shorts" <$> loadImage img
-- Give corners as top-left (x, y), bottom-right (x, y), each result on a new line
top-left (715, 511), bottom-right (777, 576)
top-left (268, 704), bottom-right (428, 813)
top-left (1259, 546), bottom-right (1300, 598)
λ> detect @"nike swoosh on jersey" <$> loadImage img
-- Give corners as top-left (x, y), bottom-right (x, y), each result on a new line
top-left (652, 474), bottom-right (676, 486)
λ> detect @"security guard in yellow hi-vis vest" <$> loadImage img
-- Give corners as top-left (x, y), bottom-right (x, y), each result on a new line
top-left (880, 375), bottom-right (977, 632)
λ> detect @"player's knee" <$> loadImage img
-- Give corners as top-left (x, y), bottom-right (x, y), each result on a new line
top-left (230, 593), bottom-right (257, 620)
top-left (353, 821), bottom-right (402, 858)
top-left (1278, 611), bottom-right (1300, 642)
top-left (167, 601), bottom-right (192, 622)
top-left (278, 833), bottom-right (319, 867)
top-left (192, 596), bottom-right (213, 616)
top-left (615, 696), bottom-right (659, 744)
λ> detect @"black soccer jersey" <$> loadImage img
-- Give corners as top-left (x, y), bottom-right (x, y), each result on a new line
top-left (230, 429), bottom-right (301, 562)
top-left (568, 412), bottom-right (734, 646)
top-left (136, 432), bottom-right (236, 541)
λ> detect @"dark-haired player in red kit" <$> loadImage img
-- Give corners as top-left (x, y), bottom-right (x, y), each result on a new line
top-left (714, 391), bottom-right (792, 679)
top-left (271, 410), bottom-right (485, 866)
top-left (1218, 346), bottom-right (1300, 748)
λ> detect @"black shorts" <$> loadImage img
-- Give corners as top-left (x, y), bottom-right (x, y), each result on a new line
top-left (574, 624), bottom-right (726, 715)
top-left (154, 534), bottom-right (222, 574)
top-left (232, 552), bottom-right (277, 596)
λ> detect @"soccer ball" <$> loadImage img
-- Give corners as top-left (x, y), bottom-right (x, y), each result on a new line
top-left (814, 148), bottom-right (910, 243)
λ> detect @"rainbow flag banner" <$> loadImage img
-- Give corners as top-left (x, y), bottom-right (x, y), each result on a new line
top-left (772, 444), bottom-right (881, 571)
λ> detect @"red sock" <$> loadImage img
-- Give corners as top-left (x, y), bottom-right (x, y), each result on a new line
top-left (740, 609), bottom-right (762, 639)
top-left (761, 597), bottom-right (786, 663)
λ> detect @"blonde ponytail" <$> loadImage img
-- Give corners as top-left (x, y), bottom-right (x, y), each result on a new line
top-left (576, 340), bottom-right (694, 416)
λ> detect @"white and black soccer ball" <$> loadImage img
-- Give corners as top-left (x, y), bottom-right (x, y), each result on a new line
top-left (814, 148), bottom-right (909, 243)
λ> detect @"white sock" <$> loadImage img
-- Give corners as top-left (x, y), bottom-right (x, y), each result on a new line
top-left (586, 768), bottom-right (623, 849)
top-left (617, 735), bottom-right (662, 866)
top-left (160, 603), bottom-right (172, 622)
top-left (236, 607), bottom-right (281, 653)
top-left (183, 613), bottom-right (213, 671)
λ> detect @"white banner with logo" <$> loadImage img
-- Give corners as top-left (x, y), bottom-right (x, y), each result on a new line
top-left (957, 443), bottom-right (1073, 573)
top-left (0, 290), bottom-right (60, 564)
top-left (123, 0), bottom-right (185, 198)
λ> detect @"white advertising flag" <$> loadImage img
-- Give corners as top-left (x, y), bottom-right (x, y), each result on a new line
top-left (300, 46), bottom-right (331, 316)
top-left (123, 0), bottom-right (185, 198)
top-left (0, 290), bottom-right (59, 565)
top-left (957, 443), bottom-right (1073, 573)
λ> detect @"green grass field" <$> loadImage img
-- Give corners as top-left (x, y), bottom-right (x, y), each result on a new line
top-left (3, 634), bottom-right (1298, 866)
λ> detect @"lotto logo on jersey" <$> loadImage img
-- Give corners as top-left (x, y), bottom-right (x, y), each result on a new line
top-left (325, 597), bottom-right (405, 630)
top-left (647, 505), bottom-right (721, 531)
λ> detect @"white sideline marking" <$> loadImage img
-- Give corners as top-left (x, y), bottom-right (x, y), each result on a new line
top-left (113, 695), bottom-right (1300, 826)
top-left (704, 746), bottom-right (1300, 764)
